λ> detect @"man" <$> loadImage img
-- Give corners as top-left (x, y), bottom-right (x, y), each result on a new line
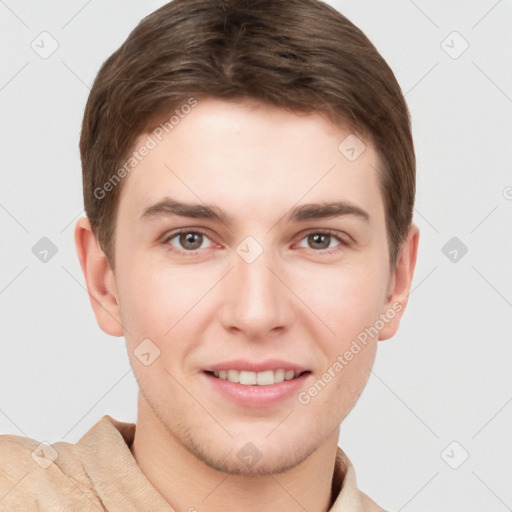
top-left (0, 0), bottom-right (419, 510)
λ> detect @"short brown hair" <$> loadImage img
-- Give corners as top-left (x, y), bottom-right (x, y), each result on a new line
top-left (80, 0), bottom-right (415, 270)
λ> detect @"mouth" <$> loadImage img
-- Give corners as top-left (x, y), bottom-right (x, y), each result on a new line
top-left (202, 362), bottom-right (312, 408)
top-left (204, 369), bottom-right (311, 386)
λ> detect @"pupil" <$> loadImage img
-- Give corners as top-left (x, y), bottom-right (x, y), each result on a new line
top-left (182, 232), bottom-right (201, 249)
top-left (310, 233), bottom-right (329, 249)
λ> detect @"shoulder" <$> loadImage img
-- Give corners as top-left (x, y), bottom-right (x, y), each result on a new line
top-left (332, 446), bottom-right (389, 512)
top-left (359, 490), bottom-right (389, 511)
top-left (0, 432), bottom-right (101, 511)
top-left (0, 432), bottom-right (41, 483)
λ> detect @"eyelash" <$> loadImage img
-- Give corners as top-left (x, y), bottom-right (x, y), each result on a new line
top-left (162, 228), bottom-right (351, 256)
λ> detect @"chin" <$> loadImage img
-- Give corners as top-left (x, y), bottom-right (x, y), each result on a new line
top-left (191, 438), bottom-right (316, 476)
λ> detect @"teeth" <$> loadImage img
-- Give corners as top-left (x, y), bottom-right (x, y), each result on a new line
top-left (239, 370), bottom-right (257, 385)
top-left (284, 370), bottom-right (295, 380)
top-left (212, 369), bottom-right (302, 386)
top-left (258, 370), bottom-right (277, 385)
top-left (273, 369), bottom-right (285, 383)
top-left (227, 369), bottom-right (239, 382)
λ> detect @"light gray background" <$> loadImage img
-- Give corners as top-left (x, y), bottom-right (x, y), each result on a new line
top-left (1, 1), bottom-right (511, 510)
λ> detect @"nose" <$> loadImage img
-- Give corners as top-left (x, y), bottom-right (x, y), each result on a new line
top-left (218, 242), bottom-right (294, 340)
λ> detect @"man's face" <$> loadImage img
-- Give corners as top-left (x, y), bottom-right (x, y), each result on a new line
top-left (111, 97), bottom-right (395, 474)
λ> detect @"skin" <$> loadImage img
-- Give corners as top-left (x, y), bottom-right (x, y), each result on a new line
top-left (75, 97), bottom-right (419, 512)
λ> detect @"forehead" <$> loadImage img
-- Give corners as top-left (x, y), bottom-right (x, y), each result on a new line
top-left (117, 97), bottom-right (385, 228)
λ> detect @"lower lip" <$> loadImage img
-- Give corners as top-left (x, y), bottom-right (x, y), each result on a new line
top-left (203, 371), bottom-right (311, 408)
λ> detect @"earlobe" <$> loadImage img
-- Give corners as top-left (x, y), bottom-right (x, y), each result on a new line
top-left (378, 224), bottom-right (420, 341)
top-left (74, 217), bottom-right (124, 337)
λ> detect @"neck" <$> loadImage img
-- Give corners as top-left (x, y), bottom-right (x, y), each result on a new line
top-left (130, 394), bottom-right (340, 512)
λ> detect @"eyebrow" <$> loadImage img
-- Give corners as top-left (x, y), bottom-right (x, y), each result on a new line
top-left (140, 197), bottom-right (370, 225)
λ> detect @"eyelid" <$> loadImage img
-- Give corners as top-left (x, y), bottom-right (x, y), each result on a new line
top-left (162, 227), bottom-right (216, 250)
top-left (162, 227), bottom-right (212, 240)
top-left (294, 228), bottom-right (352, 254)
top-left (296, 228), bottom-right (352, 245)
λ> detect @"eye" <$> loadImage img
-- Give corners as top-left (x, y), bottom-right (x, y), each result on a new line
top-left (296, 230), bottom-right (349, 253)
top-left (162, 228), bottom-right (350, 255)
top-left (164, 229), bottom-right (215, 252)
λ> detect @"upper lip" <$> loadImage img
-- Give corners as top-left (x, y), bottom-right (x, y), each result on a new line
top-left (203, 359), bottom-right (310, 373)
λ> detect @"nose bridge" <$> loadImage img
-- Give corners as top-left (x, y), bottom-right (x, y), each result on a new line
top-left (219, 235), bottom-right (290, 337)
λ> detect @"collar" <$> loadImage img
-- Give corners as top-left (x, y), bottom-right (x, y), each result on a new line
top-left (76, 415), bottom-right (374, 511)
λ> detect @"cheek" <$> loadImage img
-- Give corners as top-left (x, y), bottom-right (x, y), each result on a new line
top-left (301, 344), bottom-right (376, 424)
top-left (309, 262), bottom-right (386, 408)
top-left (291, 261), bottom-right (387, 343)
top-left (116, 254), bottom-right (218, 358)
top-left (116, 261), bottom-right (198, 395)
top-left (296, 271), bottom-right (380, 416)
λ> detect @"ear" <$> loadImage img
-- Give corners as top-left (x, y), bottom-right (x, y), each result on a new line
top-left (74, 217), bottom-right (124, 337)
top-left (378, 224), bottom-right (420, 341)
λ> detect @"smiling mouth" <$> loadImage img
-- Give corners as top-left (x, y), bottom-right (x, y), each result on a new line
top-left (204, 369), bottom-right (311, 386)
